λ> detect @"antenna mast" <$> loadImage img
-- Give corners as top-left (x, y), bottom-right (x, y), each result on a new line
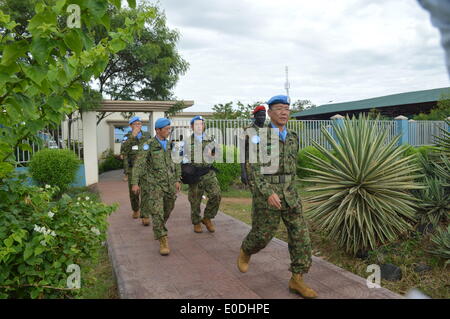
top-left (284, 65), bottom-right (290, 97)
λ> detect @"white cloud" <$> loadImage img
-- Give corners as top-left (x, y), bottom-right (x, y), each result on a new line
top-left (158, 0), bottom-right (448, 112)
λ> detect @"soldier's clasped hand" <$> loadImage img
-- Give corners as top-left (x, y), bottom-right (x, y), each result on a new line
top-left (268, 193), bottom-right (282, 210)
top-left (132, 185), bottom-right (140, 194)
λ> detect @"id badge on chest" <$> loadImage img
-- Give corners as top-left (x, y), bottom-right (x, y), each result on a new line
top-left (132, 145), bottom-right (139, 151)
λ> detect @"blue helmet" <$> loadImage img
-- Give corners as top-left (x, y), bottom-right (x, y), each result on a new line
top-left (267, 95), bottom-right (290, 107)
top-left (155, 118), bottom-right (171, 129)
top-left (190, 115), bottom-right (205, 125)
top-left (128, 116), bottom-right (142, 125)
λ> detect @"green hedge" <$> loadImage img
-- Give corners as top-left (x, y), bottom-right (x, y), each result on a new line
top-left (213, 162), bottom-right (241, 192)
top-left (99, 149), bottom-right (123, 174)
top-left (212, 145), bottom-right (241, 191)
top-left (297, 146), bottom-right (329, 179)
top-left (403, 145), bottom-right (436, 159)
top-left (29, 149), bottom-right (81, 193)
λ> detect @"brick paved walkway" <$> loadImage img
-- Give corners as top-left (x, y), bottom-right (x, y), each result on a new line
top-left (99, 170), bottom-right (402, 299)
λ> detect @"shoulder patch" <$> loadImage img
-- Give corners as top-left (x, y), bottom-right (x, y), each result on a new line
top-left (251, 135), bottom-right (260, 144)
top-left (143, 144), bottom-right (150, 151)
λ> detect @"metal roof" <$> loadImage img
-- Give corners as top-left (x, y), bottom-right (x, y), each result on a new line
top-left (292, 87), bottom-right (450, 118)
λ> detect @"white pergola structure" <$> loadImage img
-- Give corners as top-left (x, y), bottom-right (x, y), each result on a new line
top-left (82, 100), bottom-right (194, 186)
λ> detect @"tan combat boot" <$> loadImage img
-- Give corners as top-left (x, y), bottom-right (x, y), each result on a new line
top-left (288, 273), bottom-right (318, 299)
top-left (159, 236), bottom-right (170, 256)
top-left (132, 210), bottom-right (140, 219)
top-left (201, 218), bottom-right (215, 233)
top-left (237, 248), bottom-right (251, 273)
top-left (193, 224), bottom-right (203, 233)
top-left (142, 217), bottom-right (150, 226)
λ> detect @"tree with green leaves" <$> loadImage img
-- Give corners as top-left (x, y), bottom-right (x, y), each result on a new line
top-left (414, 92), bottom-right (450, 120)
top-left (290, 99), bottom-right (316, 114)
top-left (0, 0), bottom-right (151, 178)
top-left (93, 2), bottom-right (189, 124)
top-left (211, 101), bottom-right (263, 119)
top-left (1, 1), bottom-right (189, 126)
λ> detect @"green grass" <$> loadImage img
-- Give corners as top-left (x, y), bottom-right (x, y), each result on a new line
top-left (221, 186), bottom-right (252, 198)
top-left (219, 184), bottom-right (450, 299)
top-left (182, 183), bottom-right (252, 198)
top-left (77, 245), bottom-right (119, 299)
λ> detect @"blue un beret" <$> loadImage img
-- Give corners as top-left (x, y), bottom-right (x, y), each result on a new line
top-left (267, 95), bottom-right (290, 106)
top-left (190, 115), bottom-right (204, 125)
top-left (129, 116), bottom-right (142, 125)
top-left (155, 118), bottom-right (171, 129)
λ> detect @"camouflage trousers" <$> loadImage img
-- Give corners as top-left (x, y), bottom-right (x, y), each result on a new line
top-left (241, 200), bottom-right (312, 274)
top-left (188, 170), bottom-right (221, 225)
top-left (127, 176), bottom-right (140, 212)
top-left (140, 185), bottom-right (176, 240)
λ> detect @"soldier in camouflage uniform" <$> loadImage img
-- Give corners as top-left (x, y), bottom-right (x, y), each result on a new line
top-left (188, 116), bottom-right (221, 233)
top-left (241, 105), bottom-right (267, 189)
top-left (119, 117), bottom-right (151, 219)
top-left (131, 118), bottom-right (181, 255)
top-left (237, 95), bottom-right (318, 299)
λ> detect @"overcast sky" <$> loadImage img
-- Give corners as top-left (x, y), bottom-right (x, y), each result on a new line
top-left (157, 0), bottom-right (449, 112)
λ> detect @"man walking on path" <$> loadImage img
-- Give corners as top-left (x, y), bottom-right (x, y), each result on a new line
top-left (237, 95), bottom-right (318, 299)
top-left (131, 118), bottom-right (181, 255)
top-left (187, 116), bottom-right (222, 234)
top-left (120, 116), bottom-right (151, 219)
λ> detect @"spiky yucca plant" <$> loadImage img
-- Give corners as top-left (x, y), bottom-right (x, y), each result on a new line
top-left (434, 155), bottom-right (450, 185)
top-left (303, 115), bottom-right (423, 255)
top-left (416, 176), bottom-right (450, 227)
top-left (428, 225), bottom-right (450, 266)
top-left (415, 154), bottom-right (450, 227)
top-left (435, 119), bottom-right (450, 154)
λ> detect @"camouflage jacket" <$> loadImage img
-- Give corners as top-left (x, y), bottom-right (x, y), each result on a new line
top-left (120, 131), bottom-right (151, 174)
top-left (130, 136), bottom-right (181, 193)
top-left (249, 123), bottom-right (301, 209)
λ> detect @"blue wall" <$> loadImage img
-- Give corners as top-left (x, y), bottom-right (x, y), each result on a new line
top-left (14, 164), bottom-right (86, 187)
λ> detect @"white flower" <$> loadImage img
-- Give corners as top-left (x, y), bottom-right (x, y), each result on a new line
top-left (77, 197), bottom-right (81, 201)
top-left (85, 196), bottom-right (90, 201)
top-left (90, 227), bottom-right (100, 236)
top-left (48, 211), bottom-right (55, 218)
top-left (40, 240), bottom-right (47, 246)
top-left (45, 184), bottom-right (51, 189)
top-left (34, 224), bottom-right (56, 237)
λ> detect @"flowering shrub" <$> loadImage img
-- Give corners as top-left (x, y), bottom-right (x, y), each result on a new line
top-left (0, 175), bottom-right (117, 298)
